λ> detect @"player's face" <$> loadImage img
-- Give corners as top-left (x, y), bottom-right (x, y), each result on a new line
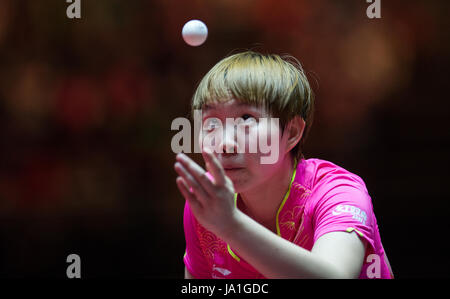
top-left (200, 99), bottom-right (290, 193)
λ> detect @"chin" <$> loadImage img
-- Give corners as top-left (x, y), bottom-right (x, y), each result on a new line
top-left (228, 176), bottom-right (245, 193)
top-left (230, 177), bottom-right (255, 194)
top-left (225, 167), bottom-right (260, 193)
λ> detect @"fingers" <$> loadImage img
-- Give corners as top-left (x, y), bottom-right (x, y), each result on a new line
top-left (201, 149), bottom-right (226, 186)
top-left (174, 160), bottom-right (211, 203)
top-left (176, 153), bottom-right (216, 195)
top-left (176, 176), bottom-right (202, 210)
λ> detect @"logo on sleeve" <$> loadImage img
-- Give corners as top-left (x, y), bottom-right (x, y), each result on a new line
top-left (331, 205), bottom-right (367, 225)
top-left (212, 265), bottom-right (231, 278)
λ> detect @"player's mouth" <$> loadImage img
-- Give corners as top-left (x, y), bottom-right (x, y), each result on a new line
top-left (222, 166), bottom-right (244, 172)
top-left (220, 159), bottom-right (245, 171)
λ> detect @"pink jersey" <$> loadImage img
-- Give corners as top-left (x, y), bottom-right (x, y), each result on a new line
top-left (183, 158), bottom-right (394, 279)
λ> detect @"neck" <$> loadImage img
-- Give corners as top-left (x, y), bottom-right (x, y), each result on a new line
top-left (238, 155), bottom-right (296, 231)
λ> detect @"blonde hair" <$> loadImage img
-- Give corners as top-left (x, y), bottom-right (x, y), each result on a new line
top-left (191, 51), bottom-right (314, 160)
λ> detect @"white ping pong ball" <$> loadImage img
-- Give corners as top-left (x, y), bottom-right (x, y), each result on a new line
top-left (182, 20), bottom-right (208, 47)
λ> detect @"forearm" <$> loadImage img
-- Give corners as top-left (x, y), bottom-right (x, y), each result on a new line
top-left (221, 210), bottom-right (349, 279)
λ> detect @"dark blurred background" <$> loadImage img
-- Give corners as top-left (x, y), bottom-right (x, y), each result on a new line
top-left (0, 0), bottom-right (448, 278)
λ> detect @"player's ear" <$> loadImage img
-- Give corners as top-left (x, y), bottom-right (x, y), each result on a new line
top-left (284, 116), bottom-right (305, 154)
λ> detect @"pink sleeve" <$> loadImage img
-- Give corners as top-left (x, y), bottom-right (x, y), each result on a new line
top-left (311, 175), bottom-right (375, 250)
top-left (183, 201), bottom-right (211, 278)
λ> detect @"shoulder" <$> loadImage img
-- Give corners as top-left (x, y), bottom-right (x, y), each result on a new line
top-left (299, 158), bottom-right (373, 213)
top-left (299, 158), bottom-right (368, 192)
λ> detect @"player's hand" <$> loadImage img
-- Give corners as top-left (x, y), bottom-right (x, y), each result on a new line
top-left (174, 149), bottom-right (238, 237)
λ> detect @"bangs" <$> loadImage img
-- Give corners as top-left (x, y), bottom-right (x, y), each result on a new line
top-left (191, 52), bottom-right (308, 121)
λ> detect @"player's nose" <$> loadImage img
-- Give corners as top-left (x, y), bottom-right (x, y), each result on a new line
top-left (220, 126), bottom-right (239, 154)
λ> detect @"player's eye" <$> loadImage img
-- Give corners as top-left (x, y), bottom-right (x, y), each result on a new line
top-left (203, 118), bottom-right (220, 131)
top-left (241, 114), bottom-right (255, 121)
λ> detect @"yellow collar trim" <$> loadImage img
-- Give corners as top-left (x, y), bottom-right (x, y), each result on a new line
top-left (276, 157), bottom-right (298, 236)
